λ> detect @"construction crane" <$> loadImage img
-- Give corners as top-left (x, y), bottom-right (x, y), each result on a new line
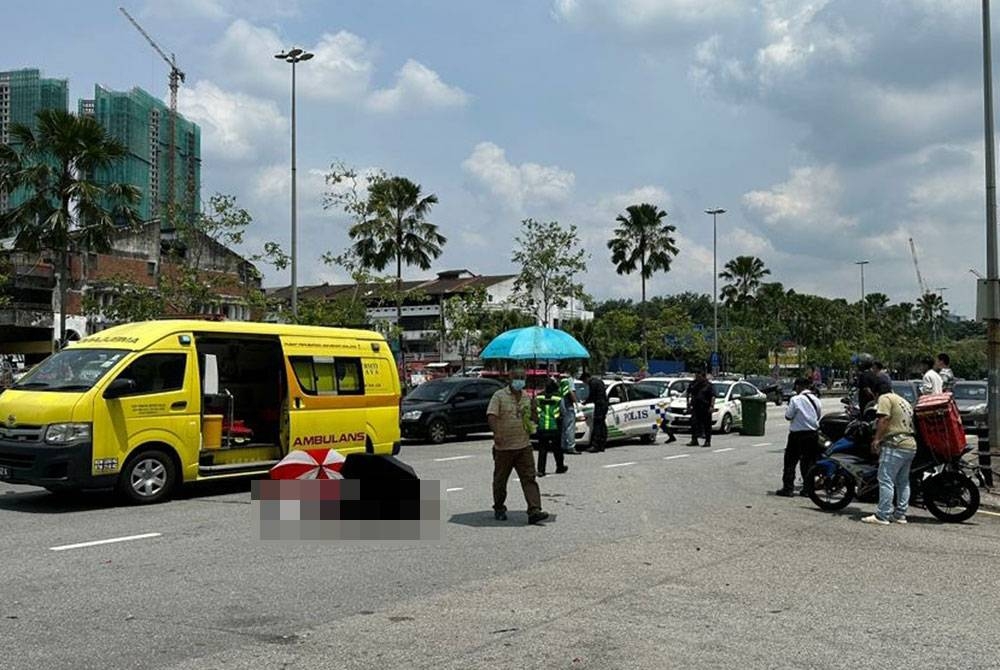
top-left (120, 6), bottom-right (186, 218)
top-left (909, 236), bottom-right (930, 298)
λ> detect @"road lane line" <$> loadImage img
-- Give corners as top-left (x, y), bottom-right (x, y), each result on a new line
top-left (50, 533), bottom-right (161, 552)
top-left (980, 510), bottom-right (1000, 518)
top-left (664, 454), bottom-right (690, 460)
top-left (446, 487), bottom-right (464, 492)
top-left (603, 462), bottom-right (637, 469)
top-left (712, 448), bottom-right (734, 453)
top-left (752, 442), bottom-right (772, 447)
top-left (434, 455), bottom-right (475, 462)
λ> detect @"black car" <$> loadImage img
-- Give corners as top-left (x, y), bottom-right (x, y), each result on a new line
top-left (952, 381), bottom-right (988, 435)
top-left (401, 377), bottom-right (505, 444)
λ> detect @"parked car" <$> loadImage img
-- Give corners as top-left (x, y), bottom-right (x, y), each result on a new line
top-left (952, 380), bottom-right (988, 435)
top-left (577, 380), bottom-right (660, 447)
top-left (744, 375), bottom-right (781, 404)
top-left (636, 376), bottom-right (694, 400)
top-left (849, 379), bottom-right (922, 408)
top-left (401, 377), bottom-right (505, 443)
top-left (663, 381), bottom-right (766, 434)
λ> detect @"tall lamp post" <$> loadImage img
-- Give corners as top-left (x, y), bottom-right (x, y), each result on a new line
top-left (705, 208), bottom-right (726, 373)
top-left (855, 260), bottom-right (870, 346)
top-left (983, 0), bottom-right (998, 487)
top-left (275, 47), bottom-right (314, 320)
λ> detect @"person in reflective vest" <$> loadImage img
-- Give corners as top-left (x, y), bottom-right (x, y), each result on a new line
top-left (536, 379), bottom-right (568, 476)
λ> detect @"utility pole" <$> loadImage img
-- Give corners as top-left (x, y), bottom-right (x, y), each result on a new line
top-left (983, 0), bottom-right (998, 487)
top-left (705, 208), bottom-right (726, 373)
top-left (855, 260), bottom-right (870, 347)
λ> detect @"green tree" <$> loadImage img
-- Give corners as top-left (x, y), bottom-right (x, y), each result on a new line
top-left (608, 203), bottom-right (677, 364)
top-left (0, 109), bottom-right (141, 345)
top-left (718, 255), bottom-right (770, 308)
top-left (511, 218), bottom-right (588, 327)
top-left (916, 291), bottom-right (948, 342)
top-left (441, 287), bottom-right (490, 368)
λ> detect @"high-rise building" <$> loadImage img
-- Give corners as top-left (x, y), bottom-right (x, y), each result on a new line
top-left (79, 85), bottom-right (200, 225)
top-left (0, 68), bottom-right (69, 211)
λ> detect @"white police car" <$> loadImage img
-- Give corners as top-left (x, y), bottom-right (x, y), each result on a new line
top-left (577, 380), bottom-right (662, 447)
top-left (663, 380), bottom-right (765, 434)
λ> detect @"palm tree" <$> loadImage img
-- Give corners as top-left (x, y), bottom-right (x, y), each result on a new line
top-left (0, 109), bottom-right (141, 346)
top-left (607, 203), bottom-right (677, 363)
top-left (348, 176), bottom-right (446, 359)
top-left (916, 292), bottom-right (948, 341)
top-left (718, 255), bottom-right (770, 308)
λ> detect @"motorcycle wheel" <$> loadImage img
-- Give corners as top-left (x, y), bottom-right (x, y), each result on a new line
top-left (807, 465), bottom-right (855, 511)
top-left (924, 472), bottom-right (980, 523)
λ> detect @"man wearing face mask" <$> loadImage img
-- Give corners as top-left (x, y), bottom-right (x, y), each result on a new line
top-left (487, 368), bottom-right (549, 524)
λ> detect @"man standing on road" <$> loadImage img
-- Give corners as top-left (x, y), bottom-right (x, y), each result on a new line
top-left (935, 353), bottom-right (955, 391)
top-left (856, 355), bottom-right (880, 409)
top-left (775, 378), bottom-right (822, 497)
top-left (873, 361), bottom-right (892, 394)
top-left (581, 372), bottom-right (608, 453)
top-left (487, 368), bottom-right (549, 524)
top-left (686, 370), bottom-right (715, 447)
top-left (559, 374), bottom-right (581, 455)
top-left (920, 357), bottom-right (943, 395)
top-left (536, 379), bottom-right (567, 477)
top-left (862, 387), bottom-right (918, 525)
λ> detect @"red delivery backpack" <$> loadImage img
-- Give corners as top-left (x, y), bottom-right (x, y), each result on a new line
top-left (914, 393), bottom-right (966, 460)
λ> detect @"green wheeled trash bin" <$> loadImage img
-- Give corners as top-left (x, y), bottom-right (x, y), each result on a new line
top-left (739, 396), bottom-right (767, 436)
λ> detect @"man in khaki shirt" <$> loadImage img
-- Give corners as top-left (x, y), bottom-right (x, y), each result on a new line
top-left (487, 368), bottom-right (549, 524)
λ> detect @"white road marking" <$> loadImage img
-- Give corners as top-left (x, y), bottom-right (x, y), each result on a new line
top-left (446, 487), bottom-right (464, 492)
top-left (603, 462), bottom-right (637, 469)
top-left (752, 442), bottom-right (772, 447)
top-left (980, 510), bottom-right (1000, 518)
top-left (434, 455), bottom-right (474, 462)
top-left (664, 454), bottom-right (690, 460)
top-left (50, 532), bottom-right (162, 552)
top-left (712, 448), bottom-right (734, 453)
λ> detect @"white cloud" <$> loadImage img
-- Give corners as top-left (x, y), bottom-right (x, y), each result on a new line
top-left (553, 0), bottom-right (745, 32)
top-left (177, 80), bottom-right (287, 162)
top-left (141, 0), bottom-right (301, 21)
top-left (367, 60), bottom-right (470, 113)
top-left (214, 20), bottom-right (374, 102)
top-left (461, 142), bottom-right (575, 210)
top-left (743, 165), bottom-right (857, 232)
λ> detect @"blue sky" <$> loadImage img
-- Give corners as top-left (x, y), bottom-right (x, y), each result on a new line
top-left (1, 0), bottom-right (991, 316)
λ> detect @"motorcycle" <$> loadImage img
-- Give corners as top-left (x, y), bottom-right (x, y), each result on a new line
top-left (807, 407), bottom-right (981, 523)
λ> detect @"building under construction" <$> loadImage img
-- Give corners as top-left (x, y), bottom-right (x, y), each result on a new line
top-left (0, 68), bottom-right (69, 211)
top-left (79, 85), bottom-right (201, 225)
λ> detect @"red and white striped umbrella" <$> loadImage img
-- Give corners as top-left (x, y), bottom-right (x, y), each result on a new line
top-left (269, 449), bottom-right (346, 480)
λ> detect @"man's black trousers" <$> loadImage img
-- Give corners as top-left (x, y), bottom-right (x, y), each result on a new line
top-left (783, 430), bottom-right (820, 491)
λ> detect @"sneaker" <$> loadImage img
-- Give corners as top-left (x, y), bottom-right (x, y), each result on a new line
top-left (494, 510), bottom-right (507, 521)
top-left (861, 514), bottom-right (890, 526)
top-left (665, 435), bottom-right (677, 444)
top-left (774, 488), bottom-right (794, 497)
top-left (555, 466), bottom-right (568, 474)
top-left (685, 441), bottom-right (699, 447)
top-left (892, 516), bottom-right (908, 524)
top-left (585, 447), bottom-right (604, 453)
top-left (527, 511), bottom-right (550, 525)
top-left (537, 471), bottom-right (546, 477)
top-left (564, 448), bottom-right (582, 455)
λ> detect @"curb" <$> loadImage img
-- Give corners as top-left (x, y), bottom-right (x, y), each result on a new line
top-left (981, 489), bottom-right (1000, 513)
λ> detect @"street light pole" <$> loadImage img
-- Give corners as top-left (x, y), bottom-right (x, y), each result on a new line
top-left (855, 260), bottom-right (870, 346)
top-left (275, 47), bottom-right (314, 321)
top-left (705, 208), bottom-right (726, 373)
top-left (983, 0), bottom-right (999, 487)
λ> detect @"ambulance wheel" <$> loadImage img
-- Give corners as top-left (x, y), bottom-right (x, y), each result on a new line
top-left (427, 419), bottom-right (449, 445)
top-left (117, 449), bottom-right (177, 504)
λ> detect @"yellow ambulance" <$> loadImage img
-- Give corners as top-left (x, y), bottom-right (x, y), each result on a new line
top-left (0, 320), bottom-right (402, 503)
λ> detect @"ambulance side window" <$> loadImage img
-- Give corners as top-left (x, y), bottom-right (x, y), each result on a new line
top-left (289, 356), bottom-right (364, 396)
top-left (115, 353), bottom-right (187, 396)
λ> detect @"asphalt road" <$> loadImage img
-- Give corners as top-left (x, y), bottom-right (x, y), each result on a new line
top-left (3, 398), bottom-right (1000, 670)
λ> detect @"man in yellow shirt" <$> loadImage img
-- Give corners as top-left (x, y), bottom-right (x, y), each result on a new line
top-left (862, 389), bottom-right (917, 525)
top-left (487, 368), bottom-right (549, 524)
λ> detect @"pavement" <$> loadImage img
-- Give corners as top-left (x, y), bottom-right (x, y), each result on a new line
top-left (3, 397), bottom-right (1000, 670)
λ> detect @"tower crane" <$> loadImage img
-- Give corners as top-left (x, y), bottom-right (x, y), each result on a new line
top-left (119, 6), bottom-right (186, 218)
top-left (909, 236), bottom-right (930, 298)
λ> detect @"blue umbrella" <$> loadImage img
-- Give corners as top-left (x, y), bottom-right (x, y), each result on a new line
top-left (481, 326), bottom-right (589, 360)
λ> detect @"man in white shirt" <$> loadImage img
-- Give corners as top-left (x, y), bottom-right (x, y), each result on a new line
top-left (920, 357), bottom-right (943, 395)
top-left (776, 378), bottom-right (823, 497)
top-left (935, 353), bottom-right (954, 391)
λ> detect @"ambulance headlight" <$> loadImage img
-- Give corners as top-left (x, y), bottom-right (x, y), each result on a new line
top-left (45, 423), bottom-right (92, 445)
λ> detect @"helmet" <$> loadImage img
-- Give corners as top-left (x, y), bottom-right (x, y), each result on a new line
top-left (855, 353), bottom-right (873, 370)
